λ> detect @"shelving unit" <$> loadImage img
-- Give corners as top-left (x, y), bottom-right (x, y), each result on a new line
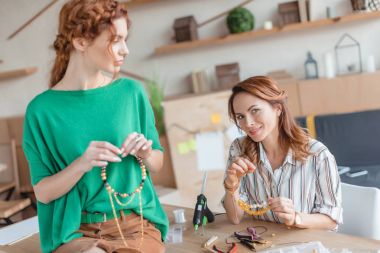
top-left (0, 67), bottom-right (38, 81)
top-left (122, 0), bottom-right (161, 8)
top-left (155, 11), bottom-right (380, 55)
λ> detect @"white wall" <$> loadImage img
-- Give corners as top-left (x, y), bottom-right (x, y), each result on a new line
top-left (1, 0), bottom-right (380, 118)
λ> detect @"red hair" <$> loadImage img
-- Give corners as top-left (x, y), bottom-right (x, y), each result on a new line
top-left (228, 76), bottom-right (310, 164)
top-left (50, 0), bottom-right (129, 87)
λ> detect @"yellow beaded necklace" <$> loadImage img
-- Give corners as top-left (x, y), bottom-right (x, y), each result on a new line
top-left (101, 156), bottom-right (146, 250)
top-left (236, 199), bottom-right (271, 216)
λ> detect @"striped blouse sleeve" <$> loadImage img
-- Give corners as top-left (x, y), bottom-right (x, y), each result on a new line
top-left (312, 149), bottom-right (343, 224)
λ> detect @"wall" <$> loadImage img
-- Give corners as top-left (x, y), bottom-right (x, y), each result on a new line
top-left (1, 0), bottom-right (380, 118)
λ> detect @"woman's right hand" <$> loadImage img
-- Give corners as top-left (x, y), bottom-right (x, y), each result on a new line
top-left (78, 141), bottom-right (123, 172)
top-left (225, 156), bottom-right (256, 189)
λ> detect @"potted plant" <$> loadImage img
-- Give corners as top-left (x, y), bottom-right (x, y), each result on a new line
top-left (145, 78), bottom-right (165, 136)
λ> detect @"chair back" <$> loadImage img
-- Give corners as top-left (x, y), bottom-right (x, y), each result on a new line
top-left (340, 183), bottom-right (380, 240)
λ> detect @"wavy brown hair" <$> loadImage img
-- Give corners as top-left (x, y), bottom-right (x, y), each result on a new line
top-left (50, 0), bottom-right (129, 87)
top-left (228, 76), bottom-right (310, 164)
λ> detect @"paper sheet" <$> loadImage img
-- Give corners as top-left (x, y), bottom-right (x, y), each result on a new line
top-left (195, 131), bottom-right (225, 171)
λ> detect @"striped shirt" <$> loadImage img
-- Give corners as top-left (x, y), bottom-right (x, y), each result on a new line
top-left (226, 137), bottom-right (343, 225)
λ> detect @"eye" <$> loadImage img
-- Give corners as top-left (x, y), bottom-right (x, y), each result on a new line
top-left (251, 108), bottom-right (259, 114)
top-left (236, 115), bottom-right (244, 120)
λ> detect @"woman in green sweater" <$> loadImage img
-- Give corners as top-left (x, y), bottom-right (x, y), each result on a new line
top-left (22, 1), bottom-right (168, 252)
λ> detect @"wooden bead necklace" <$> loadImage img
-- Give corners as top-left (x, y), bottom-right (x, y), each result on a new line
top-left (101, 156), bottom-right (146, 250)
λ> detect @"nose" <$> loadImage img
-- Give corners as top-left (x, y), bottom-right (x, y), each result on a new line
top-left (245, 114), bottom-right (255, 126)
top-left (119, 42), bottom-right (129, 57)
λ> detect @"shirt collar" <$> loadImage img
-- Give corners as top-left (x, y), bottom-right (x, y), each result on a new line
top-left (258, 142), bottom-right (296, 167)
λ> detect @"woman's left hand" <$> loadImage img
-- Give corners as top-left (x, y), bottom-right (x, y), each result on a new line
top-left (268, 197), bottom-right (296, 226)
top-left (121, 132), bottom-right (152, 159)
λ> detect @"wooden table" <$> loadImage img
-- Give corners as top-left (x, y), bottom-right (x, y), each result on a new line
top-left (164, 205), bottom-right (380, 252)
top-left (1, 205), bottom-right (379, 253)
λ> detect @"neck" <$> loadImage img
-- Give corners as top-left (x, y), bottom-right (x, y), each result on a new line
top-left (261, 127), bottom-right (285, 158)
top-left (55, 52), bottom-right (108, 90)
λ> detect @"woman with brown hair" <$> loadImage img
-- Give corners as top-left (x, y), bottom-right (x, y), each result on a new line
top-left (22, 1), bottom-right (168, 252)
top-left (223, 76), bottom-right (342, 230)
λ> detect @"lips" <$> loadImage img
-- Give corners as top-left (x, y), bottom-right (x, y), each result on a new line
top-left (115, 60), bottom-right (124, 66)
top-left (248, 126), bottom-right (262, 136)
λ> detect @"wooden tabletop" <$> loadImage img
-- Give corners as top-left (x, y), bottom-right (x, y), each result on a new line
top-left (164, 205), bottom-right (380, 252)
top-left (1, 204), bottom-right (379, 253)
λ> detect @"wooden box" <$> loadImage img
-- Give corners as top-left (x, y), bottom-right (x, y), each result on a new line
top-left (215, 62), bottom-right (240, 90)
top-left (351, 0), bottom-right (367, 11)
top-left (278, 1), bottom-right (300, 26)
top-left (173, 15), bottom-right (198, 43)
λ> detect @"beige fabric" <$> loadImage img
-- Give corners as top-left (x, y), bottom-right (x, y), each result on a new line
top-left (54, 212), bottom-right (164, 253)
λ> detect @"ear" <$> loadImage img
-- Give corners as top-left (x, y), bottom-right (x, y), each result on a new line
top-left (273, 104), bottom-right (282, 116)
top-left (72, 37), bottom-right (89, 52)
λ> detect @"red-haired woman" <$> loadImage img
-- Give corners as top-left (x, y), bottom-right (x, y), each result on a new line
top-left (22, 1), bottom-right (167, 252)
top-left (223, 76), bottom-right (342, 230)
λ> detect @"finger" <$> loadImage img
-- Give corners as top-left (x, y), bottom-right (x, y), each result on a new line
top-left (121, 132), bottom-right (139, 154)
top-left (96, 152), bottom-right (122, 163)
top-left (122, 133), bottom-right (145, 157)
top-left (92, 141), bottom-right (122, 155)
top-left (271, 205), bottom-right (292, 214)
top-left (277, 197), bottom-right (294, 209)
top-left (269, 201), bottom-right (283, 209)
top-left (226, 169), bottom-right (236, 175)
top-left (90, 160), bottom-right (108, 167)
top-left (231, 163), bottom-right (245, 176)
top-left (141, 140), bottom-right (153, 151)
top-left (130, 139), bottom-right (148, 155)
top-left (268, 197), bottom-right (280, 205)
top-left (271, 200), bottom-right (294, 213)
top-left (242, 158), bottom-right (256, 172)
top-left (97, 148), bottom-right (122, 162)
top-left (235, 158), bottom-right (248, 171)
top-left (226, 170), bottom-right (237, 180)
top-left (275, 211), bottom-right (294, 223)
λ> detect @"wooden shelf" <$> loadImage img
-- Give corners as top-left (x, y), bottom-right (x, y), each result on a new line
top-left (0, 67), bottom-right (38, 81)
top-left (155, 11), bottom-right (380, 55)
top-left (121, 0), bottom-right (161, 8)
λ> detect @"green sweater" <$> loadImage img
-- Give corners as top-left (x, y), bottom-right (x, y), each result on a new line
top-left (22, 78), bottom-right (169, 253)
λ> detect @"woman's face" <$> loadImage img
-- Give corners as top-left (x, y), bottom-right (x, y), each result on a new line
top-left (84, 17), bottom-right (129, 73)
top-left (233, 92), bottom-right (281, 142)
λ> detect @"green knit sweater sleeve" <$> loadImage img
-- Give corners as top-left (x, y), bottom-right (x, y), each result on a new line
top-left (23, 104), bottom-right (53, 186)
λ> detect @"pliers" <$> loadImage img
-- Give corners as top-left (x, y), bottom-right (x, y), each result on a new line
top-left (212, 243), bottom-right (237, 253)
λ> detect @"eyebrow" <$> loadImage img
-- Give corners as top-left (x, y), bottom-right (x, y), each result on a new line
top-left (234, 105), bottom-right (259, 115)
top-left (247, 105), bottom-right (259, 112)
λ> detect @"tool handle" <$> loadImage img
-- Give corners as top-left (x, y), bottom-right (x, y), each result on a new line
top-left (193, 194), bottom-right (206, 226)
top-left (204, 204), bottom-right (215, 223)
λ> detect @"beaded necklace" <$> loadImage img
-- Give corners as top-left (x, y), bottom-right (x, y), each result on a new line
top-left (236, 199), bottom-right (271, 216)
top-left (101, 156), bottom-right (146, 249)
